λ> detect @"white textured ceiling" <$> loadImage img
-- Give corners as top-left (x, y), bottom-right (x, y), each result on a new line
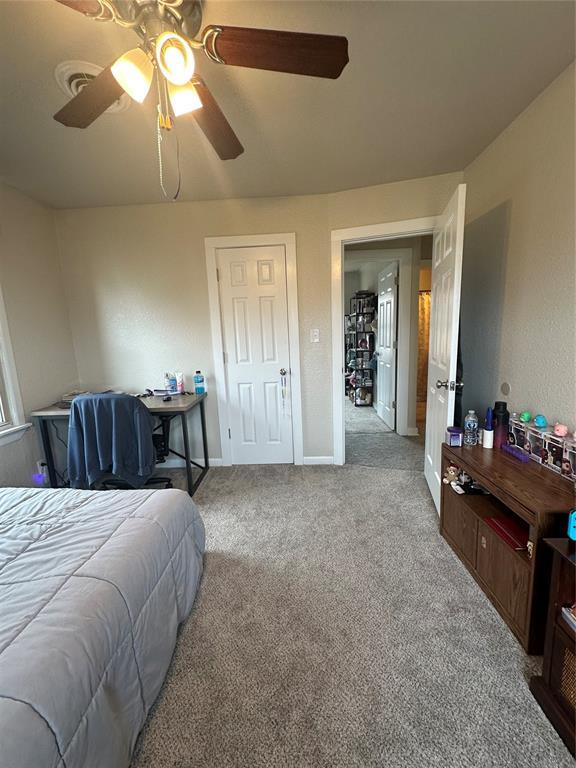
top-left (0, 1), bottom-right (574, 208)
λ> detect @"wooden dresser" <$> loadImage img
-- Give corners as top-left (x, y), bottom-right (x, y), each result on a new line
top-left (440, 444), bottom-right (574, 654)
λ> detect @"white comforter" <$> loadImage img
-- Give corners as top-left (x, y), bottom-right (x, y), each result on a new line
top-left (0, 487), bottom-right (205, 768)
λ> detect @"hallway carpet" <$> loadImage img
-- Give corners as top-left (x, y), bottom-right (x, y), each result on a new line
top-left (345, 397), bottom-right (392, 434)
top-left (131, 465), bottom-right (571, 768)
top-left (345, 397), bottom-right (425, 470)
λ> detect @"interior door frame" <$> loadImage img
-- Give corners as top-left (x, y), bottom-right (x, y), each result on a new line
top-left (331, 217), bottom-right (437, 466)
top-left (205, 233), bottom-right (303, 467)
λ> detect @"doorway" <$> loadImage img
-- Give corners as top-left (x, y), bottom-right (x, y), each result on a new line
top-left (206, 233), bottom-right (303, 466)
top-left (331, 215), bottom-right (438, 466)
top-left (342, 235), bottom-right (432, 467)
top-left (332, 185), bottom-right (467, 509)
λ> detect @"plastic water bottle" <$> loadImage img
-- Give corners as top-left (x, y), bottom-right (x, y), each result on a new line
top-left (193, 370), bottom-right (206, 395)
top-left (464, 410), bottom-right (479, 446)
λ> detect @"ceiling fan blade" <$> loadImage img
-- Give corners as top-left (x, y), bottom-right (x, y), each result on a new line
top-left (191, 77), bottom-right (244, 160)
top-left (55, 0), bottom-right (112, 19)
top-left (54, 65), bottom-right (125, 128)
top-left (204, 26), bottom-right (349, 79)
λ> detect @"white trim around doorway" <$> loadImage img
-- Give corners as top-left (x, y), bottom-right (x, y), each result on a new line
top-left (331, 217), bottom-right (437, 466)
top-left (205, 233), bottom-right (303, 467)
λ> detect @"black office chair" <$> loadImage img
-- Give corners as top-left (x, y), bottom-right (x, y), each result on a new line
top-left (102, 417), bottom-right (173, 490)
top-left (68, 393), bottom-right (173, 491)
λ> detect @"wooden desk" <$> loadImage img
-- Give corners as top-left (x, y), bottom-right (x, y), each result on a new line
top-left (31, 393), bottom-right (208, 497)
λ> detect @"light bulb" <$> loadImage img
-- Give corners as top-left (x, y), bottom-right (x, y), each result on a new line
top-left (168, 81), bottom-right (202, 117)
top-left (164, 46), bottom-right (186, 74)
top-left (155, 31), bottom-right (195, 86)
top-left (111, 48), bottom-right (153, 103)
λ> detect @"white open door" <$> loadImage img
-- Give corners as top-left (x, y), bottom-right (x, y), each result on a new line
top-left (376, 264), bottom-right (398, 430)
top-left (424, 184), bottom-right (466, 512)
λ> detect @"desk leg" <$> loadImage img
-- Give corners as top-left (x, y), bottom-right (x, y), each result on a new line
top-left (39, 419), bottom-right (58, 488)
top-left (180, 412), bottom-right (194, 497)
top-left (200, 399), bottom-right (209, 471)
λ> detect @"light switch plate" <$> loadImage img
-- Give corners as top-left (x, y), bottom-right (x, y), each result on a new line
top-left (310, 328), bottom-right (320, 343)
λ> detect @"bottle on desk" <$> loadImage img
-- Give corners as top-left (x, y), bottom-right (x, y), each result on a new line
top-left (483, 407), bottom-right (494, 449)
top-left (463, 410), bottom-right (479, 446)
top-left (493, 401), bottom-right (510, 449)
top-left (193, 371), bottom-right (206, 395)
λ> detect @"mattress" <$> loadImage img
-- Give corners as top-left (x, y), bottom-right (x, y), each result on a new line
top-left (0, 486), bottom-right (205, 768)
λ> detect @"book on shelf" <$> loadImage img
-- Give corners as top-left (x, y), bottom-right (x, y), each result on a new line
top-left (561, 605), bottom-right (576, 633)
top-left (485, 516), bottom-right (529, 551)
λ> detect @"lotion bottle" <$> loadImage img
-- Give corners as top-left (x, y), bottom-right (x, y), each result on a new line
top-left (483, 406), bottom-right (494, 449)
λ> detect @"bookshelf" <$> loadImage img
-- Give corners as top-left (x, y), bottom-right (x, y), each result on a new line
top-left (344, 291), bottom-right (376, 407)
top-left (530, 539), bottom-right (575, 756)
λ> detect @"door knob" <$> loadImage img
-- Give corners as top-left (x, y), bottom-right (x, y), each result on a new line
top-left (436, 380), bottom-right (464, 391)
top-left (280, 368), bottom-right (287, 376)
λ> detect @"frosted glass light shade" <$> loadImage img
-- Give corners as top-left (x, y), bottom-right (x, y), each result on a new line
top-left (155, 32), bottom-right (195, 86)
top-left (111, 48), bottom-right (153, 103)
top-left (168, 81), bottom-right (202, 116)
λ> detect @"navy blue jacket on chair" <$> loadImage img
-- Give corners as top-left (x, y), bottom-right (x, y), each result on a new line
top-left (68, 393), bottom-right (156, 489)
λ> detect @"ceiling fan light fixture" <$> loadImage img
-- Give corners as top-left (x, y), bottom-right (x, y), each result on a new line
top-left (168, 81), bottom-right (202, 116)
top-left (111, 48), bottom-right (153, 103)
top-left (155, 31), bottom-right (195, 86)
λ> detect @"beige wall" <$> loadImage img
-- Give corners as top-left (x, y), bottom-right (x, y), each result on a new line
top-left (0, 184), bottom-right (78, 485)
top-left (419, 266), bottom-right (431, 292)
top-left (344, 270), bottom-right (361, 312)
top-left (2, 61), bottom-right (573, 480)
top-left (55, 172), bottom-right (462, 459)
top-left (462, 63), bottom-right (575, 424)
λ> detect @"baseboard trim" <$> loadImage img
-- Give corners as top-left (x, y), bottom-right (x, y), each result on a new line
top-left (405, 428), bottom-right (421, 437)
top-left (161, 457), bottom-right (222, 469)
top-left (162, 456), bottom-right (333, 468)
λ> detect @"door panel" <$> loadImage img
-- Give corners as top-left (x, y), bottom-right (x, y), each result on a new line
top-left (442, 490), bottom-right (478, 568)
top-left (218, 245), bottom-right (293, 464)
top-left (264, 381), bottom-right (281, 442)
top-left (376, 264), bottom-right (398, 429)
top-left (477, 520), bottom-right (530, 632)
top-left (259, 297), bottom-right (278, 362)
top-left (232, 298), bottom-right (251, 363)
top-left (424, 184), bottom-right (466, 512)
top-left (238, 382), bottom-right (256, 443)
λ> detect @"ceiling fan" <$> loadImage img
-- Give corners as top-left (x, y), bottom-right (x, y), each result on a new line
top-left (53, 0), bottom-right (349, 161)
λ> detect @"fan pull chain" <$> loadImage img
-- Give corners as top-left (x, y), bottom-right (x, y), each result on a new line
top-left (155, 75), bottom-right (181, 200)
top-left (156, 117), bottom-right (182, 201)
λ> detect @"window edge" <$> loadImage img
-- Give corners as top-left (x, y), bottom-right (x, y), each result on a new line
top-left (0, 422), bottom-right (32, 446)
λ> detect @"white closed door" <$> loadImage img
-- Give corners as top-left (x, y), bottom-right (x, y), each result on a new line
top-left (424, 184), bottom-right (467, 512)
top-left (376, 264), bottom-right (397, 429)
top-left (218, 245), bottom-right (293, 464)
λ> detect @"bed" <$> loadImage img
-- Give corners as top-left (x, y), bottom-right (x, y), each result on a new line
top-left (0, 486), bottom-right (205, 768)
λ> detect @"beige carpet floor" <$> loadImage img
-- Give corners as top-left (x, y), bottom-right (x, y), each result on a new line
top-left (345, 398), bottom-right (393, 434)
top-left (130, 465), bottom-right (571, 768)
top-left (345, 398), bottom-right (425, 470)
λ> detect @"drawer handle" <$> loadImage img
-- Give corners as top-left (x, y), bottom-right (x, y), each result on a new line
top-left (481, 535), bottom-right (487, 549)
